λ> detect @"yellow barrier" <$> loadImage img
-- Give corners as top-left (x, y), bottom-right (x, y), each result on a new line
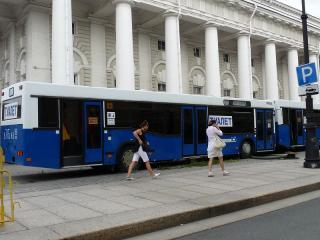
top-left (0, 147), bottom-right (15, 225)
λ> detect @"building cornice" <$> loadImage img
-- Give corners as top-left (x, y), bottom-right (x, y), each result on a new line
top-left (134, 0), bottom-right (319, 48)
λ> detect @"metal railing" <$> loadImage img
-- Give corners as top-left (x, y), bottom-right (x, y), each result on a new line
top-left (0, 147), bottom-right (15, 225)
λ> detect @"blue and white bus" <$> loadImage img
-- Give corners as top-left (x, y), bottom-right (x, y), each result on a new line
top-left (1, 82), bottom-right (275, 171)
top-left (274, 99), bottom-right (320, 149)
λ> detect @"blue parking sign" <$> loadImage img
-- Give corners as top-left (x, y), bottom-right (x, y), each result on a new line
top-left (296, 63), bottom-right (318, 86)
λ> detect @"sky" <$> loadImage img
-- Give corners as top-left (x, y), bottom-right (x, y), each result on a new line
top-left (277, 0), bottom-right (320, 18)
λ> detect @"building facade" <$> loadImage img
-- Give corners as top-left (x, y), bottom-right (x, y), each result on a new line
top-left (0, 0), bottom-right (320, 101)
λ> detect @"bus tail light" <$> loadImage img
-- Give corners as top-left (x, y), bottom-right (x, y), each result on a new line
top-left (17, 151), bottom-right (24, 157)
top-left (25, 158), bottom-right (32, 162)
top-left (107, 153), bottom-right (113, 158)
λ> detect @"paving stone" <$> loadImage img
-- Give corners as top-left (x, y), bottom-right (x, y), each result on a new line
top-left (24, 195), bottom-right (70, 209)
top-left (15, 209), bottom-right (66, 228)
top-left (0, 227), bottom-right (60, 240)
top-left (55, 191), bottom-right (101, 204)
top-left (157, 188), bottom-right (208, 200)
top-left (107, 195), bottom-right (163, 209)
top-left (0, 221), bottom-right (27, 235)
top-left (77, 199), bottom-right (134, 214)
top-left (132, 191), bottom-right (185, 204)
top-left (47, 203), bottom-right (103, 221)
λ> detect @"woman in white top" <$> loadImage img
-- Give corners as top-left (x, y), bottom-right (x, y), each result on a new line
top-left (206, 119), bottom-right (230, 177)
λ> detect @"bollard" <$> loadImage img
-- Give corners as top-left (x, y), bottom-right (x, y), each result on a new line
top-left (0, 147), bottom-right (15, 225)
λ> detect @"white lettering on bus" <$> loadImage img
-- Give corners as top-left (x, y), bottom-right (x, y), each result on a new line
top-left (3, 128), bottom-right (18, 140)
top-left (209, 115), bottom-right (233, 127)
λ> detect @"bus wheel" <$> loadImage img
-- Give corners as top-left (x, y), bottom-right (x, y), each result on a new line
top-left (240, 141), bottom-right (252, 159)
top-left (117, 145), bottom-right (135, 172)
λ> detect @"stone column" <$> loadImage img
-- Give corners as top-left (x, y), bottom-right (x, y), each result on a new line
top-left (310, 52), bottom-right (319, 103)
top-left (281, 58), bottom-right (289, 100)
top-left (264, 40), bottom-right (279, 100)
top-left (237, 32), bottom-right (252, 99)
top-left (26, 11), bottom-right (51, 83)
top-left (9, 24), bottom-right (16, 85)
top-left (180, 39), bottom-right (189, 94)
top-left (205, 24), bottom-right (221, 97)
top-left (138, 31), bottom-right (152, 90)
top-left (114, 0), bottom-right (135, 90)
top-left (287, 48), bottom-right (300, 101)
top-left (52, 0), bottom-right (74, 85)
top-left (90, 20), bottom-right (107, 87)
top-left (164, 12), bottom-right (182, 94)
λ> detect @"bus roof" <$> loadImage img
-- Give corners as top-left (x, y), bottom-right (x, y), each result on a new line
top-left (274, 99), bottom-right (320, 110)
top-left (2, 81), bottom-right (274, 109)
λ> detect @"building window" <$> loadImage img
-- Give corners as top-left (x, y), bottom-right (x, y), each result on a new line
top-left (223, 54), bottom-right (230, 63)
top-left (193, 48), bottom-right (201, 58)
top-left (72, 22), bottom-right (76, 35)
top-left (224, 89), bottom-right (231, 97)
top-left (158, 40), bottom-right (165, 51)
top-left (253, 91), bottom-right (258, 99)
top-left (193, 86), bottom-right (202, 95)
top-left (4, 39), bottom-right (8, 59)
top-left (158, 83), bottom-right (166, 92)
top-left (251, 59), bottom-right (255, 67)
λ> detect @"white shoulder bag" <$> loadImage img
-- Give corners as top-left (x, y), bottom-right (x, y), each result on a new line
top-left (214, 135), bottom-right (226, 149)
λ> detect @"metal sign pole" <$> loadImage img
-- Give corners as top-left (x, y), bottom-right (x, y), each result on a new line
top-left (301, 0), bottom-right (320, 168)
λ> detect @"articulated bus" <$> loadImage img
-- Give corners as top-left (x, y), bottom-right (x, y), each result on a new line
top-left (1, 82), bottom-right (275, 170)
top-left (274, 99), bottom-right (320, 149)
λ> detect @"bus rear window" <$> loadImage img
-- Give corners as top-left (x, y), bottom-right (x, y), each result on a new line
top-left (2, 97), bottom-right (22, 121)
top-left (38, 98), bottom-right (59, 128)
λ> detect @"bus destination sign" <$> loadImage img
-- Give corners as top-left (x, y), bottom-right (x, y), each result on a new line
top-left (223, 100), bottom-right (251, 108)
top-left (3, 102), bottom-right (18, 120)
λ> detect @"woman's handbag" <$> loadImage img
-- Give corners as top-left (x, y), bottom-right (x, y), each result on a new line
top-left (214, 136), bottom-right (226, 149)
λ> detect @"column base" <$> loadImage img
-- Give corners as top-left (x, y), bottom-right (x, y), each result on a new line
top-left (304, 160), bottom-right (320, 169)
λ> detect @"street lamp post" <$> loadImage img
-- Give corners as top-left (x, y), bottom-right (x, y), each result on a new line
top-left (301, 0), bottom-right (320, 168)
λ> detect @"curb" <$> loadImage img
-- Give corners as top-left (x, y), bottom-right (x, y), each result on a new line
top-left (62, 181), bottom-right (320, 240)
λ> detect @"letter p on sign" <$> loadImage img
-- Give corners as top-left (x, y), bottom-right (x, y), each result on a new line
top-left (296, 63), bottom-right (318, 86)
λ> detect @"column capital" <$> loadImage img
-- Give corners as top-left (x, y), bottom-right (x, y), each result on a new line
top-left (112, 0), bottom-right (134, 7)
top-left (309, 50), bottom-right (319, 56)
top-left (88, 16), bottom-right (108, 25)
top-left (237, 31), bottom-right (250, 38)
top-left (163, 10), bottom-right (180, 19)
top-left (136, 27), bottom-right (151, 35)
top-left (288, 46), bottom-right (299, 51)
top-left (264, 39), bottom-right (277, 45)
top-left (201, 22), bottom-right (219, 30)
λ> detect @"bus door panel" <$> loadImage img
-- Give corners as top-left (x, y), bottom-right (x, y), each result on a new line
top-left (182, 107), bottom-right (194, 156)
top-left (264, 110), bottom-right (274, 150)
top-left (182, 106), bottom-right (207, 156)
top-left (256, 110), bottom-right (265, 151)
top-left (296, 110), bottom-right (304, 145)
top-left (83, 102), bottom-right (103, 164)
top-left (195, 107), bottom-right (208, 155)
top-left (256, 109), bottom-right (274, 151)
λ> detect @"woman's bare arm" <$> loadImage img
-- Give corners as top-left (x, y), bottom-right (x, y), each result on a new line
top-left (133, 129), bottom-right (143, 144)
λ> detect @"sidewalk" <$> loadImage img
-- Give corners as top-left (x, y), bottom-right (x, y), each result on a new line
top-left (1, 154), bottom-right (320, 240)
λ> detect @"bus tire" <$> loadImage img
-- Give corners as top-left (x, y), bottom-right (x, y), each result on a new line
top-left (240, 141), bottom-right (253, 159)
top-left (117, 143), bottom-right (136, 172)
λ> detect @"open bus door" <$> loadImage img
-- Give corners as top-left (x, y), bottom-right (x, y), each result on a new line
top-left (255, 109), bottom-right (275, 151)
top-left (290, 109), bottom-right (304, 146)
top-left (83, 102), bottom-right (103, 164)
top-left (182, 106), bottom-right (207, 156)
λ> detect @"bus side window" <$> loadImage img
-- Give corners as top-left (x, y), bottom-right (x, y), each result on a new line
top-left (282, 108), bottom-right (289, 125)
top-left (38, 98), bottom-right (59, 128)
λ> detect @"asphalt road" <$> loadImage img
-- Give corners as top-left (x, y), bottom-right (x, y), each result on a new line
top-left (177, 197), bottom-right (320, 240)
